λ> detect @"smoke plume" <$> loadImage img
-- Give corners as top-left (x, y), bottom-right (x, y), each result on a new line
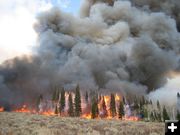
top-left (0, 0), bottom-right (180, 106)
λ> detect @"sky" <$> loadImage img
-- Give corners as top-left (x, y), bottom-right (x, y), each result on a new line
top-left (0, 0), bottom-right (81, 62)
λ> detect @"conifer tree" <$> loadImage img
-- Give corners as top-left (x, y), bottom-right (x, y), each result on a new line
top-left (98, 94), bottom-right (102, 102)
top-left (157, 100), bottom-right (161, 110)
top-left (56, 89), bottom-right (60, 101)
top-left (163, 106), bottom-right (170, 121)
top-left (85, 91), bottom-right (89, 103)
top-left (110, 93), bottom-right (116, 117)
top-left (52, 87), bottom-right (60, 102)
top-left (176, 110), bottom-right (180, 120)
top-left (59, 88), bottom-right (65, 114)
top-left (91, 97), bottom-right (99, 119)
top-left (157, 112), bottom-right (162, 122)
top-left (37, 94), bottom-right (43, 104)
top-left (68, 93), bottom-right (74, 117)
top-left (150, 100), bottom-right (153, 105)
top-left (143, 107), bottom-right (148, 120)
top-left (141, 96), bottom-right (145, 105)
top-left (102, 96), bottom-right (108, 117)
top-left (37, 94), bottom-right (43, 111)
top-left (118, 101), bottom-right (124, 119)
top-left (52, 89), bottom-right (57, 101)
top-left (75, 84), bottom-right (82, 116)
top-left (154, 111), bottom-right (158, 121)
top-left (150, 112), bottom-right (155, 122)
top-left (133, 96), bottom-right (139, 111)
top-left (54, 105), bottom-right (58, 114)
top-left (122, 96), bottom-right (126, 104)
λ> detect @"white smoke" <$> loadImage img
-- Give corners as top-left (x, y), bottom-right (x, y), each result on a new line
top-left (148, 76), bottom-right (180, 107)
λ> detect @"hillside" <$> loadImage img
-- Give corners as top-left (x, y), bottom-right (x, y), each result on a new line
top-left (0, 112), bottom-right (164, 135)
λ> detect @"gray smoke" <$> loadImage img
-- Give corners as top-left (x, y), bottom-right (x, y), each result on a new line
top-left (0, 0), bottom-right (180, 106)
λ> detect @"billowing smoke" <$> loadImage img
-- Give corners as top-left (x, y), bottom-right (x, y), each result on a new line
top-left (0, 0), bottom-right (180, 107)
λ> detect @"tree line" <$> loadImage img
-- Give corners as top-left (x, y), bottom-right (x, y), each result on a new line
top-left (37, 85), bottom-right (180, 121)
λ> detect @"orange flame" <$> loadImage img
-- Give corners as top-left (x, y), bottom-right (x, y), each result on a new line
top-left (2, 93), bottom-right (139, 121)
top-left (0, 107), bottom-right (4, 112)
top-left (123, 116), bottom-right (139, 121)
top-left (14, 105), bottom-right (31, 113)
top-left (40, 110), bottom-right (55, 116)
top-left (81, 114), bottom-right (91, 119)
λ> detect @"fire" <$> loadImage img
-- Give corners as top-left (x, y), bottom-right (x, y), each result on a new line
top-left (14, 105), bottom-right (31, 113)
top-left (0, 92), bottom-right (140, 122)
top-left (115, 94), bottom-right (121, 101)
top-left (123, 116), bottom-right (139, 121)
top-left (12, 105), bottom-right (55, 116)
top-left (0, 107), bottom-right (4, 112)
top-left (40, 110), bottom-right (55, 116)
top-left (81, 114), bottom-right (91, 119)
top-left (104, 95), bottom-right (110, 104)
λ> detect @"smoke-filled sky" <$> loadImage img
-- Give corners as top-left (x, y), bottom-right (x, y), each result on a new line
top-left (0, 0), bottom-right (180, 108)
top-left (0, 0), bottom-right (81, 62)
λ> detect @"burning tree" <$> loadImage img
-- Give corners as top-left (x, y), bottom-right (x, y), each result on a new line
top-left (52, 88), bottom-right (60, 102)
top-left (118, 101), bottom-right (124, 119)
top-left (68, 93), bottom-right (74, 117)
top-left (75, 84), bottom-right (81, 117)
top-left (59, 88), bottom-right (65, 114)
top-left (54, 105), bottom-right (58, 114)
top-left (110, 93), bottom-right (116, 117)
top-left (85, 91), bottom-right (89, 103)
top-left (37, 94), bottom-right (43, 111)
top-left (101, 96), bottom-right (108, 118)
top-left (91, 97), bottom-right (99, 119)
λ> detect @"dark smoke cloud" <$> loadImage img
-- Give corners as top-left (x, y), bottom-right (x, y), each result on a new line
top-left (0, 0), bottom-right (180, 106)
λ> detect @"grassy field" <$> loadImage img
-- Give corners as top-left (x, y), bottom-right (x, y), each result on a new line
top-left (0, 112), bottom-right (164, 135)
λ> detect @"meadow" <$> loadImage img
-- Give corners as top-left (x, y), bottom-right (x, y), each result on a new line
top-left (0, 112), bottom-right (164, 135)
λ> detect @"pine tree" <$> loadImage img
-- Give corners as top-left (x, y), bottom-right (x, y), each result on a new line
top-left (98, 94), bottom-right (102, 102)
top-left (110, 93), bottom-right (116, 117)
top-left (118, 101), bottom-right (124, 119)
top-left (133, 96), bottom-right (139, 111)
top-left (154, 111), bottom-right (158, 121)
top-left (176, 110), bottom-right (180, 120)
top-left (56, 89), bottom-right (60, 101)
top-left (68, 93), bottom-right (74, 117)
top-left (75, 84), bottom-right (82, 117)
top-left (122, 96), bottom-right (126, 104)
top-left (157, 100), bottom-right (161, 110)
top-left (37, 94), bottom-right (43, 104)
top-left (139, 99), bottom-right (143, 111)
top-left (54, 105), bottom-right (58, 114)
top-left (52, 89), bottom-right (57, 101)
top-left (37, 94), bottom-right (43, 111)
top-left (91, 97), bottom-right (99, 119)
top-left (102, 96), bottom-right (108, 118)
top-left (143, 107), bottom-right (148, 120)
top-left (150, 112), bottom-right (155, 122)
top-left (157, 112), bottom-right (162, 122)
top-left (140, 107), bottom-right (145, 119)
top-left (59, 88), bottom-right (65, 114)
top-left (150, 100), bottom-right (153, 105)
top-left (163, 106), bottom-right (170, 121)
top-left (85, 91), bottom-right (89, 103)
top-left (141, 96), bottom-right (145, 105)
top-left (52, 87), bottom-right (60, 102)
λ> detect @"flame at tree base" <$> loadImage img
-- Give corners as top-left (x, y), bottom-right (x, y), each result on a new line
top-left (0, 107), bottom-right (4, 112)
top-left (0, 105), bottom-right (139, 121)
top-left (0, 93), bottom-right (140, 121)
